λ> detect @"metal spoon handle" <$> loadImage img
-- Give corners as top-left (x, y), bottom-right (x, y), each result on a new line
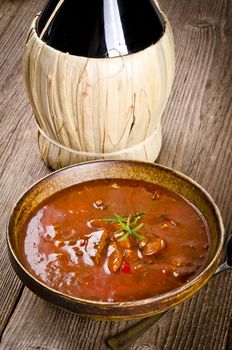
top-left (214, 261), bottom-right (229, 275)
top-left (215, 235), bottom-right (232, 274)
top-left (106, 312), bottom-right (167, 350)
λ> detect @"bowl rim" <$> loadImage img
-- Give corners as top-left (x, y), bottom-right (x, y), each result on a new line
top-left (27, 10), bottom-right (169, 62)
top-left (7, 160), bottom-right (225, 308)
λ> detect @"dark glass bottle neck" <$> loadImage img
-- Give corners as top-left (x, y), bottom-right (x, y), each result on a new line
top-left (37, 0), bottom-right (164, 58)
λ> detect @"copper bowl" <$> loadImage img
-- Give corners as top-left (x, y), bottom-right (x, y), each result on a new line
top-left (7, 160), bottom-right (224, 320)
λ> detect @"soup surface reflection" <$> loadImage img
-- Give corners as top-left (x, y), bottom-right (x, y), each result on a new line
top-left (21, 179), bottom-right (210, 302)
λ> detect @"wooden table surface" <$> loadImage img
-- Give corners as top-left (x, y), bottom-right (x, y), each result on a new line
top-left (0, 0), bottom-right (231, 349)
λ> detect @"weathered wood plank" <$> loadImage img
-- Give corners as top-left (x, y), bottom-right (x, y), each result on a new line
top-left (227, 319), bottom-right (232, 350)
top-left (0, 0), bottom-right (49, 335)
top-left (0, 290), bottom-right (136, 350)
top-left (0, 0), bottom-right (231, 349)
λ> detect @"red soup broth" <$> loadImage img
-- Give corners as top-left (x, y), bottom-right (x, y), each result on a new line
top-left (21, 179), bottom-right (210, 302)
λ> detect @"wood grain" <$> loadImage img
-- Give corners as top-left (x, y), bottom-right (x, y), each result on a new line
top-left (0, 0), bottom-right (50, 336)
top-left (0, 0), bottom-right (231, 349)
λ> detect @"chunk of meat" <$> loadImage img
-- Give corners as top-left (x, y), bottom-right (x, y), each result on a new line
top-left (117, 236), bottom-right (132, 249)
top-left (138, 239), bottom-right (147, 249)
top-left (141, 238), bottom-right (166, 256)
top-left (89, 219), bottom-right (118, 234)
top-left (108, 244), bottom-right (123, 272)
top-left (170, 256), bottom-right (190, 267)
top-left (94, 229), bottom-right (109, 264)
top-left (89, 219), bottom-right (104, 228)
top-left (173, 265), bottom-right (195, 277)
top-left (170, 256), bottom-right (196, 278)
top-left (93, 200), bottom-right (107, 210)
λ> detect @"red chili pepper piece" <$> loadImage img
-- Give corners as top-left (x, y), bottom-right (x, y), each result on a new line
top-left (80, 240), bottom-right (85, 247)
top-left (121, 261), bottom-right (131, 273)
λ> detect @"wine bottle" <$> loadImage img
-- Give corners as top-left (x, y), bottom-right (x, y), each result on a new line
top-left (38, 0), bottom-right (164, 58)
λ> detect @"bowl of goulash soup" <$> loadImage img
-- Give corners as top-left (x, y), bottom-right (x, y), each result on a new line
top-left (7, 160), bottom-right (224, 320)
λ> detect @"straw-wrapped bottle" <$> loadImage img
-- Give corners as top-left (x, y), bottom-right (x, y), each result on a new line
top-left (24, 0), bottom-right (175, 169)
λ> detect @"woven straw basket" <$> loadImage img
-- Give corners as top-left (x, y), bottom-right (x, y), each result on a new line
top-left (23, 4), bottom-right (175, 170)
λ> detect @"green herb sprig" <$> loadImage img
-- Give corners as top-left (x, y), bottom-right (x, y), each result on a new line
top-left (102, 212), bottom-right (145, 241)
